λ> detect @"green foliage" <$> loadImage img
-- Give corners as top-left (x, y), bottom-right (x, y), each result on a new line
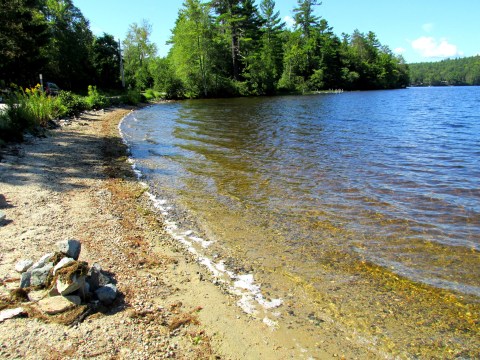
top-left (409, 56), bottom-right (480, 86)
top-left (143, 89), bottom-right (162, 101)
top-left (0, 85), bottom-right (63, 142)
top-left (338, 30), bottom-right (409, 90)
top-left (92, 34), bottom-right (121, 89)
top-left (85, 85), bottom-right (110, 110)
top-left (0, 109), bottom-right (21, 142)
top-left (0, 0), bottom-right (49, 86)
top-left (42, 0), bottom-right (94, 91)
top-left (150, 57), bottom-right (185, 99)
top-left (0, 0), bottom-right (125, 92)
top-left (13, 85), bottom-right (63, 127)
top-left (123, 20), bottom-right (157, 90)
top-left (2, 0), bottom-right (411, 101)
top-left (121, 89), bottom-right (143, 105)
top-left (57, 91), bottom-right (87, 117)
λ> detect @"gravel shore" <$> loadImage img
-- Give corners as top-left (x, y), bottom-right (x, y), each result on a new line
top-left (0, 107), bottom-right (304, 359)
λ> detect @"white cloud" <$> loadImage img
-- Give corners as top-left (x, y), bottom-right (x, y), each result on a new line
top-left (283, 16), bottom-right (295, 28)
top-left (422, 23), bottom-right (434, 33)
top-left (394, 47), bottom-right (406, 55)
top-left (411, 36), bottom-right (463, 59)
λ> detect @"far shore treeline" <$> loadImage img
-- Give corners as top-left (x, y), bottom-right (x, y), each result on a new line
top-left (409, 56), bottom-right (480, 86)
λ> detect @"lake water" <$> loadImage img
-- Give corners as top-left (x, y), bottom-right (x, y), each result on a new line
top-left (120, 87), bottom-right (480, 307)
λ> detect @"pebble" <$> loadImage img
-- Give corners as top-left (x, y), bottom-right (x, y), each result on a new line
top-left (95, 284), bottom-right (118, 305)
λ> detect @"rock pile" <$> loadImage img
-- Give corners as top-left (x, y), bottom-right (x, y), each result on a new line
top-left (0, 239), bottom-right (118, 323)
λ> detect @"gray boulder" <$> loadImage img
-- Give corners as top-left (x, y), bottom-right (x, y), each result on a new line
top-left (31, 253), bottom-right (54, 270)
top-left (30, 263), bottom-right (53, 287)
top-left (56, 239), bottom-right (81, 260)
top-left (53, 257), bottom-right (75, 275)
top-left (20, 271), bottom-right (31, 288)
top-left (95, 284), bottom-right (117, 305)
top-left (87, 263), bottom-right (113, 291)
top-left (0, 210), bottom-right (5, 224)
top-left (37, 296), bottom-right (81, 315)
top-left (15, 259), bottom-right (33, 273)
top-left (56, 274), bottom-right (85, 296)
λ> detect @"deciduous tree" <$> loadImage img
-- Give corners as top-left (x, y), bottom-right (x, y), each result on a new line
top-left (91, 33), bottom-right (121, 90)
top-left (42, 0), bottom-right (94, 90)
top-left (123, 20), bottom-right (157, 90)
top-left (169, 0), bottom-right (217, 97)
top-left (0, 0), bottom-right (49, 86)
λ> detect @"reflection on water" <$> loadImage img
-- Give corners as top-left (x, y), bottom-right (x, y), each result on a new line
top-left (122, 87), bottom-right (480, 297)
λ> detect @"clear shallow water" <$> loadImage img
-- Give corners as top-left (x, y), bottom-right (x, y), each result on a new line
top-left (121, 87), bottom-right (480, 297)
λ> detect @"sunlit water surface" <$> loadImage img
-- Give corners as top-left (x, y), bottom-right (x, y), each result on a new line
top-left (121, 87), bottom-right (480, 298)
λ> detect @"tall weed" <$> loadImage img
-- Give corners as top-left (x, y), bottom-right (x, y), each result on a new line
top-left (0, 85), bottom-right (63, 142)
top-left (85, 85), bottom-right (109, 110)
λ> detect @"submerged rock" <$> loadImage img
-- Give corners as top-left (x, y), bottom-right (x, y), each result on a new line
top-left (56, 239), bottom-right (81, 260)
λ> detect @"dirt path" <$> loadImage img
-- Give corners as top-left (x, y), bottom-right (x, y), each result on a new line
top-left (0, 107), bottom-right (351, 359)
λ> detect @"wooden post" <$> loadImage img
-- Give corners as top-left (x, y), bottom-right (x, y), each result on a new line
top-left (118, 39), bottom-right (125, 88)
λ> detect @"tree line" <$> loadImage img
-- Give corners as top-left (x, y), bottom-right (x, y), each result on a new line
top-left (127, 0), bottom-right (409, 98)
top-left (1, 0), bottom-right (409, 98)
top-left (0, 0), bottom-right (121, 92)
top-left (409, 56), bottom-right (480, 86)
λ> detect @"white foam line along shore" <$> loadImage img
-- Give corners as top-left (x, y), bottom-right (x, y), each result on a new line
top-left (118, 112), bottom-right (283, 324)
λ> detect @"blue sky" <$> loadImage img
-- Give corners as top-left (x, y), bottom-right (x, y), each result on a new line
top-left (75, 0), bottom-right (479, 64)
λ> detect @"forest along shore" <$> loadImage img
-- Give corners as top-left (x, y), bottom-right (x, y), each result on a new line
top-left (0, 107), bottom-right (378, 359)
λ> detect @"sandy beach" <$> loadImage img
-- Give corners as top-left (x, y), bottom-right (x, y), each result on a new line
top-left (0, 107), bottom-right (366, 359)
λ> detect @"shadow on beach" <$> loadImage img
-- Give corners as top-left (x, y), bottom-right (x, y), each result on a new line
top-left (0, 109), bottom-right (132, 192)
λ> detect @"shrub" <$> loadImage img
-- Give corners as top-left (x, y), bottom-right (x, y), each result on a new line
top-left (57, 91), bottom-right (87, 117)
top-left (121, 89), bottom-right (142, 105)
top-left (0, 110), bottom-right (21, 142)
top-left (143, 89), bottom-right (164, 102)
top-left (0, 84), bottom-right (64, 142)
top-left (143, 89), bottom-right (155, 101)
top-left (85, 85), bottom-right (109, 110)
top-left (233, 81), bottom-right (250, 97)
